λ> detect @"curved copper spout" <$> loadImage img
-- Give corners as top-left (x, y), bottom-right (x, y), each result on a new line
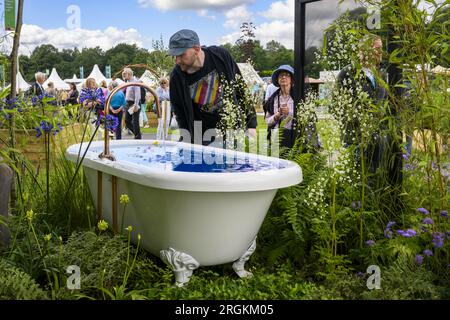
top-left (99, 82), bottom-right (161, 161)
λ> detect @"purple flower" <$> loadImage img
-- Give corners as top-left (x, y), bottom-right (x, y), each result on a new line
top-left (422, 218), bottom-right (434, 225)
top-left (423, 249), bottom-right (433, 257)
top-left (440, 210), bottom-right (448, 218)
top-left (365, 240), bottom-right (375, 247)
top-left (397, 229), bottom-right (417, 238)
top-left (432, 232), bottom-right (444, 248)
top-left (384, 221), bottom-right (396, 239)
top-left (351, 201), bottom-right (361, 209)
top-left (386, 221), bottom-right (396, 229)
top-left (94, 114), bottom-right (119, 132)
top-left (384, 228), bottom-right (393, 239)
top-left (356, 272), bottom-right (365, 278)
top-left (415, 254), bottom-right (424, 266)
top-left (417, 208), bottom-right (429, 215)
top-left (79, 87), bottom-right (105, 105)
top-left (402, 152), bottom-right (410, 161)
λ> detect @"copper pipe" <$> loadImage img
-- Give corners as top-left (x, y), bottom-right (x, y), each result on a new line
top-left (111, 175), bottom-right (118, 233)
top-left (99, 82), bottom-right (161, 161)
top-left (97, 171), bottom-right (103, 221)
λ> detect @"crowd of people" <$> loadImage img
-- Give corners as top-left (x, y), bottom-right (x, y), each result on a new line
top-left (26, 69), bottom-right (173, 140)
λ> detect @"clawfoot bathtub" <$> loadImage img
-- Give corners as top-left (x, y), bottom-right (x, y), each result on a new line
top-left (66, 139), bottom-right (302, 286)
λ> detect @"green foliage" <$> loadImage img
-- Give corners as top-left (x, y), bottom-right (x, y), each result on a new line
top-left (361, 260), bottom-right (446, 300)
top-left (146, 264), bottom-right (319, 300)
top-left (0, 258), bottom-right (49, 300)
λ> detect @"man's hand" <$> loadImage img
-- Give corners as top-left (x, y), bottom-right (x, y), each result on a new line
top-left (133, 105), bottom-right (139, 113)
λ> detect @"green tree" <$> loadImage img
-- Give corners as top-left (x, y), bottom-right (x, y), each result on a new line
top-left (147, 36), bottom-right (174, 77)
top-left (28, 44), bottom-right (62, 77)
top-left (235, 22), bottom-right (256, 62)
top-left (74, 46), bottom-right (106, 78)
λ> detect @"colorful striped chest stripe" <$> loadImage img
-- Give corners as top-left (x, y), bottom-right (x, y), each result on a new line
top-left (189, 71), bottom-right (221, 111)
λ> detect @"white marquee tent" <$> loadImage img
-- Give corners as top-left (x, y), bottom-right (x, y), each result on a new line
top-left (43, 68), bottom-right (70, 90)
top-left (4, 72), bottom-right (31, 93)
top-left (86, 64), bottom-right (107, 84)
top-left (17, 71), bottom-right (31, 92)
top-left (64, 74), bottom-right (83, 84)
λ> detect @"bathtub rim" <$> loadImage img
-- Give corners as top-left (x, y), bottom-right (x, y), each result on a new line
top-left (66, 140), bottom-right (302, 192)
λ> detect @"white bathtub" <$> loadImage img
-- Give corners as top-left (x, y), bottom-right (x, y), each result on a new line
top-left (66, 140), bottom-right (302, 286)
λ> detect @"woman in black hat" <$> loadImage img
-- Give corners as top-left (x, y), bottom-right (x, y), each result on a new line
top-left (263, 65), bottom-right (296, 148)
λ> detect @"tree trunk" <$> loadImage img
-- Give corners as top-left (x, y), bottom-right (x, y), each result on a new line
top-left (8, 0), bottom-right (24, 210)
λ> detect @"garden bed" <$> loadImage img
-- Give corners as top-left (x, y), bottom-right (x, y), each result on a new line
top-left (0, 123), bottom-right (89, 166)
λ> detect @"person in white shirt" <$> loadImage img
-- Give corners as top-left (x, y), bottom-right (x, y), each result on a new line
top-left (122, 68), bottom-right (142, 139)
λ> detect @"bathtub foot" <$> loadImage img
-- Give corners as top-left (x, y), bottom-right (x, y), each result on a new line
top-left (233, 238), bottom-right (256, 278)
top-left (160, 248), bottom-right (199, 287)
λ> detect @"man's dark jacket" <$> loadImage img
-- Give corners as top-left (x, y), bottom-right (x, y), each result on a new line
top-left (28, 82), bottom-right (45, 97)
top-left (170, 46), bottom-right (257, 143)
top-left (336, 65), bottom-right (387, 145)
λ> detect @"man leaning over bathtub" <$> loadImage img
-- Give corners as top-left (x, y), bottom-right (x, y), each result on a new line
top-left (168, 29), bottom-right (257, 146)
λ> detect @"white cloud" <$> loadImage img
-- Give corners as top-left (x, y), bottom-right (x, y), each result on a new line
top-left (221, 0), bottom-right (363, 49)
top-left (138, 0), bottom-right (253, 11)
top-left (197, 9), bottom-right (216, 20)
top-left (223, 5), bottom-right (251, 29)
top-left (255, 20), bottom-right (295, 49)
top-left (13, 24), bottom-right (147, 56)
top-left (260, 0), bottom-right (294, 22)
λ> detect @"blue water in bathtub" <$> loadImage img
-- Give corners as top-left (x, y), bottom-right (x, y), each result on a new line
top-left (90, 143), bottom-right (286, 173)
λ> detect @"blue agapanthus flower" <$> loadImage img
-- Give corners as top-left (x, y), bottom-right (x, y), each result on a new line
top-left (94, 114), bottom-right (119, 132)
top-left (422, 218), bottom-right (434, 225)
top-left (423, 249), bottom-right (433, 257)
top-left (441, 210), bottom-right (448, 218)
top-left (35, 121), bottom-right (63, 138)
top-left (79, 87), bottom-right (105, 105)
top-left (417, 207), bottom-right (429, 215)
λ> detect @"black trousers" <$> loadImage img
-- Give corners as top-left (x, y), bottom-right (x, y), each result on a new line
top-left (125, 101), bottom-right (141, 139)
top-left (111, 111), bottom-right (123, 140)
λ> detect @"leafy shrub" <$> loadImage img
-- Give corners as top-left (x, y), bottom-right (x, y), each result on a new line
top-left (0, 259), bottom-right (48, 300)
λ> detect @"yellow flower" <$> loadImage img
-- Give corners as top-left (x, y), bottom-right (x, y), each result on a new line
top-left (97, 219), bottom-right (109, 232)
top-left (125, 226), bottom-right (133, 232)
top-left (120, 194), bottom-right (130, 204)
top-left (44, 234), bottom-right (52, 242)
top-left (138, 234), bottom-right (141, 241)
top-left (152, 141), bottom-right (158, 146)
top-left (26, 209), bottom-right (34, 222)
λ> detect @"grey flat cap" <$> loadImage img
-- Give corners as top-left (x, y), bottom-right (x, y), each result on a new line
top-left (169, 29), bottom-right (200, 56)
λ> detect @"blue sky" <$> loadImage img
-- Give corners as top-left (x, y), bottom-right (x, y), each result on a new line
top-left (9, 0), bottom-right (440, 55)
top-left (15, 0), bottom-right (293, 54)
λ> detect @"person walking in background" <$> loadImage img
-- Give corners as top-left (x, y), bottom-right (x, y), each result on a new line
top-left (107, 81), bottom-right (126, 140)
top-left (264, 78), bottom-right (277, 103)
top-left (156, 77), bottom-right (171, 139)
top-left (45, 82), bottom-right (56, 97)
top-left (28, 72), bottom-right (46, 98)
top-left (66, 83), bottom-right (79, 105)
top-left (122, 67), bottom-right (142, 139)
